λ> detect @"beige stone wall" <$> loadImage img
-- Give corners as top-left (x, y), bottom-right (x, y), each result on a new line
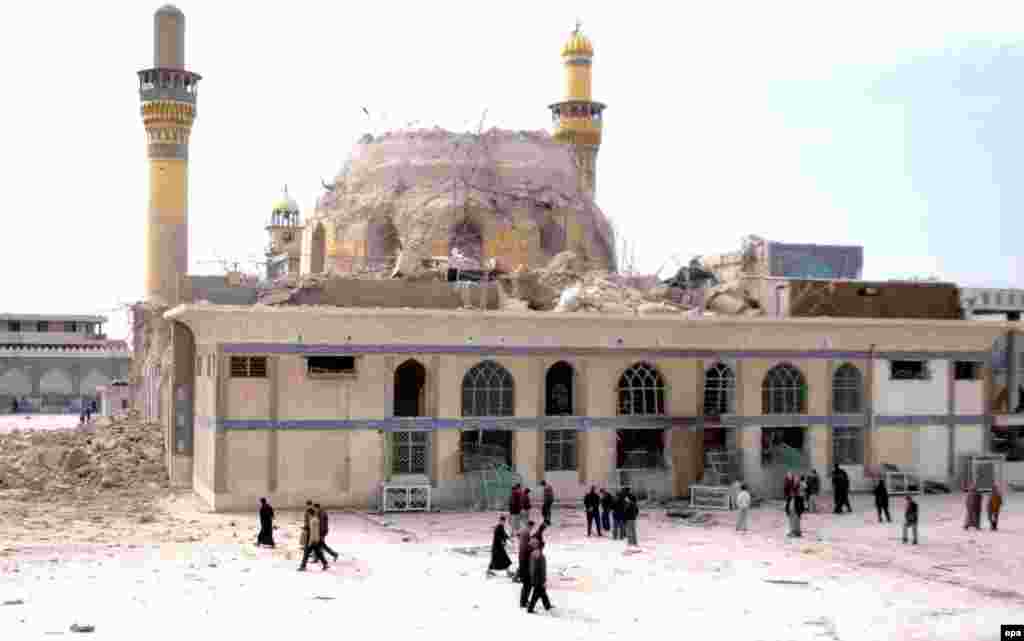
top-left (167, 306), bottom-right (1008, 510)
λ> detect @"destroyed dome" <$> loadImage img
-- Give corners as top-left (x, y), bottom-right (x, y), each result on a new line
top-left (314, 127), bottom-right (615, 273)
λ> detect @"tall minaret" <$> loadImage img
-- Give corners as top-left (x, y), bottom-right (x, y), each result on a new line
top-left (138, 5), bottom-right (201, 306)
top-left (548, 22), bottom-right (605, 198)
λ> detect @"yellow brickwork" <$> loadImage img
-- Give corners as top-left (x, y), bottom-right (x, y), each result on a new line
top-left (875, 427), bottom-right (916, 467)
top-left (565, 66), bottom-right (592, 101)
top-left (148, 160), bottom-right (188, 218)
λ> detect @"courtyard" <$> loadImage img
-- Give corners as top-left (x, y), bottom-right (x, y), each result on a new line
top-left (0, 488), bottom-right (1020, 641)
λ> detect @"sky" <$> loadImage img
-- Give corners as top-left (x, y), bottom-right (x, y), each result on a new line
top-left (3, 1), bottom-right (1024, 341)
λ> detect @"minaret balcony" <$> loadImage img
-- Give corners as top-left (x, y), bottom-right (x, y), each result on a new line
top-left (138, 68), bottom-right (202, 105)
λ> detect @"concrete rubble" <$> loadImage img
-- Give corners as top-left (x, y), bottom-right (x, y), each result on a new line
top-left (0, 412), bottom-right (166, 497)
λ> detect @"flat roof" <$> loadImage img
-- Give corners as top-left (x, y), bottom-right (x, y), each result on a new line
top-left (0, 313), bottom-right (107, 323)
top-left (166, 303), bottom-right (1016, 331)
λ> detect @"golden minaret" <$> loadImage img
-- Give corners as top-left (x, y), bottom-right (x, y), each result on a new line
top-left (138, 5), bottom-right (201, 306)
top-left (549, 21), bottom-right (605, 198)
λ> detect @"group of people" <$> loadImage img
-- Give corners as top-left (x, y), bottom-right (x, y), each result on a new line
top-left (253, 497), bottom-right (341, 571)
top-left (488, 516), bottom-right (553, 614)
top-left (508, 481), bottom-right (557, 532)
top-left (766, 466), bottom-right (1008, 545)
top-left (583, 486), bottom-right (640, 544)
top-left (963, 482), bottom-right (1003, 531)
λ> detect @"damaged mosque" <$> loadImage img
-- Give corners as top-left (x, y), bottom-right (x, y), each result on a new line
top-left (132, 5), bottom-right (1017, 512)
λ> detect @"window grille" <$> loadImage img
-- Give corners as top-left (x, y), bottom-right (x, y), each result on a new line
top-left (833, 426), bottom-right (864, 465)
top-left (392, 431), bottom-right (428, 475)
top-left (703, 362), bottom-right (735, 416)
top-left (461, 361), bottom-right (514, 417)
top-left (762, 363), bottom-right (807, 414)
top-left (230, 356), bottom-right (268, 379)
top-left (544, 429), bottom-right (577, 471)
top-left (832, 363), bottom-right (863, 413)
top-left (617, 362), bottom-right (666, 416)
top-left (890, 360), bottom-right (929, 381)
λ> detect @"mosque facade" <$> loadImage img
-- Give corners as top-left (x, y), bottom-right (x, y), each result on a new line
top-left (133, 6), bottom-right (1020, 512)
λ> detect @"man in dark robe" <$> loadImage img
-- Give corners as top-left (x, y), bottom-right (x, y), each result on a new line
top-left (833, 465), bottom-right (852, 514)
top-left (256, 497), bottom-right (275, 547)
top-left (487, 515), bottom-right (514, 577)
top-left (584, 486), bottom-right (602, 536)
top-left (600, 489), bottom-right (614, 532)
top-left (314, 503), bottom-right (340, 561)
top-left (526, 539), bottom-right (553, 614)
top-left (874, 479), bottom-right (891, 523)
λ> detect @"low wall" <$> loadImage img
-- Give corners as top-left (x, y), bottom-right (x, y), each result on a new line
top-left (292, 279), bottom-right (500, 310)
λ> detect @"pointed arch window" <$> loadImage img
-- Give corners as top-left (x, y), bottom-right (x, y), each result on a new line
top-left (832, 363), bottom-right (863, 414)
top-left (461, 361), bottom-right (514, 417)
top-left (617, 362), bottom-right (665, 416)
top-left (762, 363), bottom-right (807, 414)
top-left (703, 362), bottom-right (735, 416)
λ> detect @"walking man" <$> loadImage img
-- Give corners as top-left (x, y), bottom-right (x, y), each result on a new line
top-left (256, 497), bottom-right (275, 548)
top-left (526, 539), bottom-right (553, 614)
top-left (540, 480), bottom-right (555, 526)
top-left (874, 478), bottom-right (892, 523)
top-left (314, 503), bottom-right (339, 561)
top-left (487, 515), bottom-right (514, 578)
top-left (624, 494), bottom-right (639, 546)
top-left (298, 507), bottom-right (329, 571)
top-left (902, 494), bottom-right (919, 545)
top-left (736, 483), bottom-right (751, 533)
top-left (584, 486), bottom-right (602, 537)
top-left (516, 520), bottom-right (535, 585)
top-left (509, 484), bottom-right (522, 535)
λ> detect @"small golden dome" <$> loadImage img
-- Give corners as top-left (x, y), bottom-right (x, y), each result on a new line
top-left (272, 186), bottom-right (299, 214)
top-left (561, 26), bottom-right (593, 57)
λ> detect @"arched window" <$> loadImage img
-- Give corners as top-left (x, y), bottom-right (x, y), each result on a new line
top-left (832, 363), bottom-right (863, 414)
top-left (703, 362), bottom-right (735, 416)
top-left (617, 362), bottom-right (665, 416)
top-left (762, 363), bottom-right (806, 414)
top-left (545, 361), bottom-right (574, 416)
top-left (461, 360), bottom-right (514, 417)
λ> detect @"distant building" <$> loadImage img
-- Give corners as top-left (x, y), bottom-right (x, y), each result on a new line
top-left (0, 314), bottom-right (130, 414)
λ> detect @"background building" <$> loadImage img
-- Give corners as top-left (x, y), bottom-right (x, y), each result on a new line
top-left (0, 314), bottom-right (130, 414)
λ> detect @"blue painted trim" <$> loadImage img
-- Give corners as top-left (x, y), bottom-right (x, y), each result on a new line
top-left (220, 343), bottom-right (990, 362)
top-left (196, 414), bottom-right (990, 433)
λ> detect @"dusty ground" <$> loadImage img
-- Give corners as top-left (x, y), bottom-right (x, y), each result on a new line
top-left (0, 483), bottom-right (1020, 641)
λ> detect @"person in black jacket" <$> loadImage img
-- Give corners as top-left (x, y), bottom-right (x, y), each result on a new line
top-left (314, 503), bottom-right (339, 561)
top-left (806, 469), bottom-right (821, 513)
top-left (902, 495), bottom-right (918, 544)
top-left (623, 495), bottom-right (639, 545)
top-left (584, 486), bottom-right (602, 537)
top-left (526, 539), bottom-right (553, 614)
top-left (612, 489), bottom-right (626, 540)
top-left (832, 465), bottom-right (852, 514)
top-left (599, 489), bottom-right (614, 533)
top-left (487, 515), bottom-right (514, 578)
top-left (874, 479), bottom-right (891, 523)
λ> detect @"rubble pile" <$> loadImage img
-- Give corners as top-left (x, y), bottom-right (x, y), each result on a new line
top-left (0, 413), bottom-right (166, 498)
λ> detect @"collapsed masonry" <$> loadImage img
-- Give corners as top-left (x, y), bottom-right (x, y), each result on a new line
top-left (0, 412), bottom-right (167, 498)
